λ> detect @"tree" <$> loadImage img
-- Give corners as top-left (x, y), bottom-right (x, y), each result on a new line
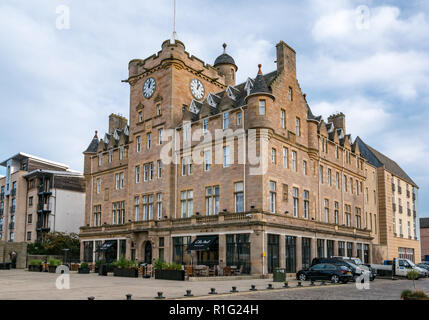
top-left (28, 232), bottom-right (80, 257)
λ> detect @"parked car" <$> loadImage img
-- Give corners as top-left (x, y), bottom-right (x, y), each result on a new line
top-left (311, 258), bottom-right (373, 281)
top-left (331, 256), bottom-right (376, 280)
top-left (417, 263), bottom-right (429, 272)
top-left (296, 263), bottom-right (353, 284)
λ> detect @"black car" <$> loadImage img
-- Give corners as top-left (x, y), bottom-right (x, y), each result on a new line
top-left (311, 258), bottom-right (373, 281)
top-left (296, 263), bottom-right (353, 284)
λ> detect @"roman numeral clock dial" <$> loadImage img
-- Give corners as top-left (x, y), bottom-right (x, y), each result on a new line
top-left (143, 77), bottom-right (156, 99)
top-left (190, 78), bottom-right (205, 100)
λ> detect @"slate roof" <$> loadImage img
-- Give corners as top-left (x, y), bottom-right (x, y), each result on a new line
top-left (84, 136), bottom-right (99, 153)
top-left (214, 53), bottom-right (236, 68)
top-left (84, 126), bottom-right (129, 154)
top-left (355, 136), bottom-right (418, 187)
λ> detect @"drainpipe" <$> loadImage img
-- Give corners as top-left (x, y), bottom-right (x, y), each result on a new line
top-left (240, 106), bottom-right (246, 211)
top-left (262, 230), bottom-right (265, 275)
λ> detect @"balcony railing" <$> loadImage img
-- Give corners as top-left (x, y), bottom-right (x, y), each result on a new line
top-left (37, 202), bottom-right (52, 212)
top-left (9, 222), bottom-right (15, 230)
top-left (10, 206), bottom-right (15, 214)
top-left (399, 205), bottom-right (403, 214)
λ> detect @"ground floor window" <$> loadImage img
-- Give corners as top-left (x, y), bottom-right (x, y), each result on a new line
top-left (95, 240), bottom-right (102, 262)
top-left (285, 236), bottom-right (296, 273)
top-left (104, 240), bottom-right (118, 263)
top-left (159, 237), bottom-right (165, 262)
top-left (347, 242), bottom-right (353, 257)
top-left (83, 241), bottom-right (94, 263)
top-left (317, 239), bottom-right (325, 258)
top-left (226, 234), bottom-right (251, 274)
top-left (356, 243), bottom-right (363, 260)
top-left (364, 244), bottom-right (370, 263)
top-left (398, 247), bottom-right (414, 262)
top-left (327, 240), bottom-right (334, 258)
top-left (302, 237), bottom-right (311, 269)
top-left (172, 236), bottom-right (191, 265)
top-left (119, 240), bottom-right (126, 258)
top-left (338, 241), bottom-right (345, 256)
top-left (267, 234), bottom-right (279, 273)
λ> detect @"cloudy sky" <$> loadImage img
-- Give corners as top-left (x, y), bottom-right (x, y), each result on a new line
top-left (0, 0), bottom-right (428, 216)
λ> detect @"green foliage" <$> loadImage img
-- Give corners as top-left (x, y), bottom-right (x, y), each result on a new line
top-left (29, 259), bottom-right (42, 266)
top-left (153, 259), bottom-right (182, 271)
top-left (27, 232), bottom-right (80, 257)
top-left (95, 259), bottom-right (105, 268)
top-left (407, 270), bottom-right (419, 280)
top-left (401, 289), bottom-right (429, 300)
top-left (80, 262), bottom-right (89, 269)
top-left (48, 258), bottom-right (62, 266)
top-left (112, 256), bottom-right (137, 269)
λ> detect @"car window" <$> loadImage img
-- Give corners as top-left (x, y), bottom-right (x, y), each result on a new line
top-left (311, 264), bottom-right (324, 270)
top-left (398, 260), bottom-right (405, 267)
top-left (324, 264), bottom-right (336, 270)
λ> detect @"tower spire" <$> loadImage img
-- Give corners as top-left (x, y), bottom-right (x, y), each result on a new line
top-left (172, 0), bottom-right (177, 41)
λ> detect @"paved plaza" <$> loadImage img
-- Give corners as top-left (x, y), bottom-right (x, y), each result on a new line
top-left (0, 270), bottom-right (427, 300)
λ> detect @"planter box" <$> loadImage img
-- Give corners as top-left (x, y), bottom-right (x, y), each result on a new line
top-left (48, 266), bottom-right (58, 273)
top-left (78, 268), bottom-right (90, 274)
top-left (113, 268), bottom-right (139, 278)
top-left (28, 265), bottom-right (43, 272)
top-left (0, 263), bottom-right (11, 270)
top-left (155, 269), bottom-right (185, 281)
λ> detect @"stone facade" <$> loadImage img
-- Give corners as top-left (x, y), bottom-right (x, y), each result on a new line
top-left (79, 39), bottom-right (381, 275)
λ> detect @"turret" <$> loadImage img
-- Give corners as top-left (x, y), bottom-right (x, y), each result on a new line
top-left (214, 43), bottom-right (238, 87)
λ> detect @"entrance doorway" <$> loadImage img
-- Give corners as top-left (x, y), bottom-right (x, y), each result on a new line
top-left (144, 241), bottom-right (152, 264)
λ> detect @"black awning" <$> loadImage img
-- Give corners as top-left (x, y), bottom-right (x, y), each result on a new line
top-left (187, 236), bottom-right (218, 251)
top-left (96, 242), bottom-right (114, 252)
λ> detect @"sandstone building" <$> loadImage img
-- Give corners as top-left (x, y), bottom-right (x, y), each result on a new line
top-left (79, 39), bottom-right (419, 274)
top-left (0, 153), bottom-right (85, 243)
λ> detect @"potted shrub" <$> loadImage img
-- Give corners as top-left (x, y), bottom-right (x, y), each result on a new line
top-left (48, 258), bottom-right (62, 273)
top-left (113, 257), bottom-right (139, 278)
top-left (28, 259), bottom-right (43, 272)
top-left (154, 260), bottom-right (185, 281)
top-left (78, 262), bottom-right (90, 274)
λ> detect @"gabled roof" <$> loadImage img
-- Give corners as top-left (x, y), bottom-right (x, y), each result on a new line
top-left (356, 136), bottom-right (418, 187)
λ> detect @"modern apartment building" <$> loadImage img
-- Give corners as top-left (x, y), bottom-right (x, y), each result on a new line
top-left (357, 138), bottom-right (420, 262)
top-left (79, 39), bottom-right (382, 274)
top-left (420, 218), bottom-right (429, 262)
top-left (0, 153), bottom-right (85, 242)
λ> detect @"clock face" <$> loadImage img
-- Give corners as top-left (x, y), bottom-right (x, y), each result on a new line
top-left (190, 79), bottom-right (205, 100)
top-left (143, 77), bottom-right (156, 99)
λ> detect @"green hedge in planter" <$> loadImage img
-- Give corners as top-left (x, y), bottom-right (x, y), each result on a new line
top-left (401, 289), bottom-right (429, 300)
top-left (112, 257), bottom-right (138, 278)
top-left (48, 258), bottom-right (62, 273)
top-left (153, 259), bottom-right (184, 280)
top-left (28, 259), bottom-right (43, 272)
top-left (78, 262), bottom-right (90, 274)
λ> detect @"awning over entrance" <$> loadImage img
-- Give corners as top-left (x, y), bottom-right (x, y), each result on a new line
top-left (96, 242), bottom-right (114, 252)
top-left (187, 236), bottom-right (218, 252)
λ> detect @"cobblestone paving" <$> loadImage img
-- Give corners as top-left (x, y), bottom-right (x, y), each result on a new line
top-left (0, 270), bottom-right (427, 300)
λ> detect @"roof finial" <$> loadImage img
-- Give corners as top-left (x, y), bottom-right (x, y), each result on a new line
top-left (223, 43), bottom-right (227, 53)
top-left (258, 64), bottom-right (262, 75)
top-left (94, 130), bottom-right (98, 139)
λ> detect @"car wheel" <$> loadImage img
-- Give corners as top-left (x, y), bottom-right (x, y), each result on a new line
top-left (299, 273), bottom-right (307, 281)
top-left (331, 275), bottom-right (339, 283)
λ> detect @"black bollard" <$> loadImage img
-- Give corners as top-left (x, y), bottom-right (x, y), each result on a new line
top-left (310, 280), bottom-right (315, 286)
top-left (297, 281), bottom-right (302, 287)
top-left (209, 288), bottom-right (217, 295)
top-left (184, 290), bottom-right (193, 297)
top-left (267, 283), bottom-right (273, 290)
top-left (126, 294), bottom-right (132, 300)
top-left (230, 286), bottom-right (239, 293)
top-left (250, 284), bottom-right (258, 291)
top-left (283, 282), bottom-right (289, 288)
top-left (321, 281), bottom-right (326, 286)
top-left (155, 292), bottom-right (165, 299)
top-left (88, 296), bottom-right (95, 300)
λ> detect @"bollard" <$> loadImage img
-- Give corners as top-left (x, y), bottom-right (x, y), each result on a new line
top-left (126, 294), bottom-right (132, 300)
top-left (88, 296), bottom-right (95, 301)
top-left (267, 284), bottom-right (273, 290)
top-left (310, 280), bottom-right (315, 286)
top-left (230, 286), bottom-right (239, 293)
top-left (184, 290), bottom-right (193, 297)
top-left (321, 281), bottom-right (326, 286)
top-left (283, 282), bottom-right (289, 288)
top-left (297, 281), bottom-right (302, 287)
top-left (250, 284), bottom-right (258, 291)
top-left (209, 288), bottom-right (217, 295)
top-left (155, 292), bottom-right (165, 299)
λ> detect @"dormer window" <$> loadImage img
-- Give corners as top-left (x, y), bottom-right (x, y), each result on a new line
top-left (226, 87), bottom-right (236, 100)
top-left (244, 78), bottom-right (254, 95)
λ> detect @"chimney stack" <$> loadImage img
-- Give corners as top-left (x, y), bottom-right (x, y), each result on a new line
top-left (328, 112), bottom-right (346, 133)
top-left (276, 41), bottom-right (296, 78)
top-left (109, 114), bottom-right (128, 134)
